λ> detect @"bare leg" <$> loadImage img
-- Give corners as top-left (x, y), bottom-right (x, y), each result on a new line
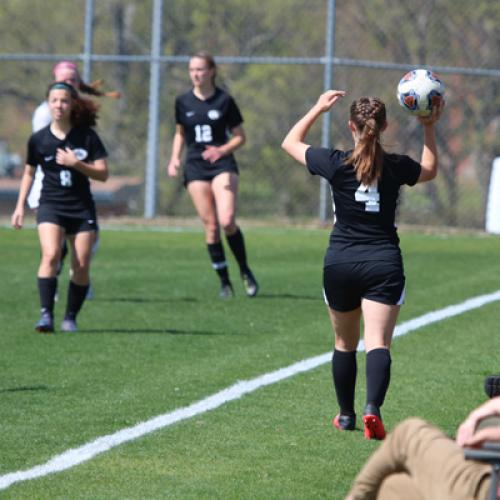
top-left (327, 306), bottom-right (362, 352)
top-left (187, 180), bottom-right (220, 243)
top-left (187, 180), bottom-right (231, 295)
top-left (67, 231), bottom-right (94, 285)
top-left (212, 172), bottom-right (259, 296)
top-left (361, 298), bottom-right (400, 351)
top-left (211, 172), bottom-right (238, 236)
top-left (38, 222), bottom-right (64, 277)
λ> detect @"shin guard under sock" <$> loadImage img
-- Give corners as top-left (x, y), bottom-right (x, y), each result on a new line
top-left (366, 348), bottom-right (392, 408)
top-left (65, 281), bottom-right (89, 320)
top-left (207, 242), bottom-right (230, 285)
top-left (332, 349), bottom-right (357, 415)
top-left (37, 277), bottom-right (57, 315)
top-left (226, 228), bottom-right (249, 274)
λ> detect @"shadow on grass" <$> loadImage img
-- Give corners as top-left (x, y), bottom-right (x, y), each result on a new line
top-left (97, 294), bottom-right (319, 302)
top-left (0, 385), bottom-right (49, 393)
top-left (257, 292), bottom-right (319, 301)
top-left (97, 297), bottom-right (198, 303)
top-left (79, 327), bottom-right (232, 335)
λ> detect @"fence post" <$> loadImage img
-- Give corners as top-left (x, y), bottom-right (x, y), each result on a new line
top-left (486, 157), bottom-right (500, 234)
top-left (83, 0), bottom-right (94, 82)
top-left (144, 0), bottom-right (163, 218)
top-left (319, 0), bottom-right (336, 224)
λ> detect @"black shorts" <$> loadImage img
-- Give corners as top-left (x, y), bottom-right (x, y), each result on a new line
top-left (183, 159), bottom-right (239, 186)
top-left (37, 205), bottom-right (98, 235)
top-left (323, 260), bottom-right (406, 312)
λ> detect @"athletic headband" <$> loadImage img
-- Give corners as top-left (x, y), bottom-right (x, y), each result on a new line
top-left (48, 81), bottom-right (78, 98)
top-left (52, 60), bottom-right (79, 75)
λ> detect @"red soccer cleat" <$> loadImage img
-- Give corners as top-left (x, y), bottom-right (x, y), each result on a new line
top-left (363, 404), bottom-right (386, 440)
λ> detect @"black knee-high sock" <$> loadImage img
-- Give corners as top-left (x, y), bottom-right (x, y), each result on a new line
top-left (332, 349), bottom-right (357, 416)
top-left (366, 348), bottom-right (392, 408)
top-left (65, 281), bottom-right (89, 321)
top-left (226, 228), bottom-right (249, 274)
top-left (207, 242), bottom-right (230, 285)
top-left (38, 277), bottom-right (57, 315)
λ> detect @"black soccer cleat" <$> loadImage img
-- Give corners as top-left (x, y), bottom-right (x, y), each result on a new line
top-left (332, 413), bottom-right (356, 431)
top-left (241, 270), bottom-right (259, 297)
top-left (61, 318), bottom-right (78, 333)
top-left (219, 282), bottom-right (235, 299)
top-left (484, 375), bottom-right (500, 398)
top-left (35, 311), bottom-right (54, 333)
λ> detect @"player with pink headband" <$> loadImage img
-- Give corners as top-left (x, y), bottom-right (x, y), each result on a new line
top-left (31, 60), bottom-right (120, 135)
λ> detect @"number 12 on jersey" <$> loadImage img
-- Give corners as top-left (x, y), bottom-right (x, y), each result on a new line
top-left (194, 124), bottom-right (213, 143)
top-left (355, 182), bottom-right (380, 212)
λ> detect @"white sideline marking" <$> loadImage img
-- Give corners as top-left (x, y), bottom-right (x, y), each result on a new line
top-left (2, 289), bottom-right (500, 491)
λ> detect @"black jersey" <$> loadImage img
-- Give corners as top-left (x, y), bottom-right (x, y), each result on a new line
top-left (175, 87), bottom-right (243, 165)
top-left (306, 147), bottom-right (421, 265)
top-left (26, 125), bottom-right (107, 218)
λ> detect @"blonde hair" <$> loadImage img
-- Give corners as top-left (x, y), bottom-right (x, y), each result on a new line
top-left (345, 97), bottom-right (387, 185)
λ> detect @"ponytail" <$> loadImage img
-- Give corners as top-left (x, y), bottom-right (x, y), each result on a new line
top-left (345, 97), bottom-right (386, 185)
top-left (78, 79), bottom-right (121, 99)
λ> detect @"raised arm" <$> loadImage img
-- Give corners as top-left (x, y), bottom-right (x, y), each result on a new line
top-left (281, 90), bottom-right (346, 166)
top-left (416, 100), bottom-right (445, 183)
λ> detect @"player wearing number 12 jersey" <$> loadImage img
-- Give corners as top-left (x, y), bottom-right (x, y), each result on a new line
top-left (168, 52), bottom-right (258, 299)
top-left (282, 90), bottom-right (444, 440)
top-left (174, 87), bottom-right (242, 182)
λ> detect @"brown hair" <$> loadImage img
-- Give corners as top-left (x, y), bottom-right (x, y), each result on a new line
top-left (191, 51), bottom-right (217, 85)
top-left (71, 96), bottom-right (99, 128)
top-left (47, 82), bottom-right (99, 128)
top-left (79, 79), bottom-right (121, 99)
top-left (52, 60), bottom-right (121, 99)
top-left (345, 97), bottom-right (387, 185)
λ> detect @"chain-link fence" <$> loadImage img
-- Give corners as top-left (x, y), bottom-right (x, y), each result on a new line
top-left (1, 0), bottom-right (499, 228)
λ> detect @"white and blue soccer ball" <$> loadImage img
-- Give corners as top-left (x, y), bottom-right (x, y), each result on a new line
top-left (397, 69), bottom-right (445, 116)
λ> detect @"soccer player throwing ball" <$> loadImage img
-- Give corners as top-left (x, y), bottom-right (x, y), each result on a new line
top-left (282, 90), bottom-right (444, 439)
top-left (167, 51), bottom-right (258, 299)
top-left (12, 82), bottom-right (109, 333)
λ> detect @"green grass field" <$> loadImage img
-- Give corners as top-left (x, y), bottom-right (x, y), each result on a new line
top-left (1, 223), bottom-right (500, 499)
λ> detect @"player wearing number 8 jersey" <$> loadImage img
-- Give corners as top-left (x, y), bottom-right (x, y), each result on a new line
top-left (282, 90), bottom-right (444, 439)
top-left (30, 125), bottom-right (105, 221)
top-left (168, 52), bottom-right (258, 299)
top-left (12, 81), bottom-right (108, 333)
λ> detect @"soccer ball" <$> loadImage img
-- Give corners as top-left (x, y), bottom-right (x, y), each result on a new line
top-left (397, 69), bottom-right (445, 116)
